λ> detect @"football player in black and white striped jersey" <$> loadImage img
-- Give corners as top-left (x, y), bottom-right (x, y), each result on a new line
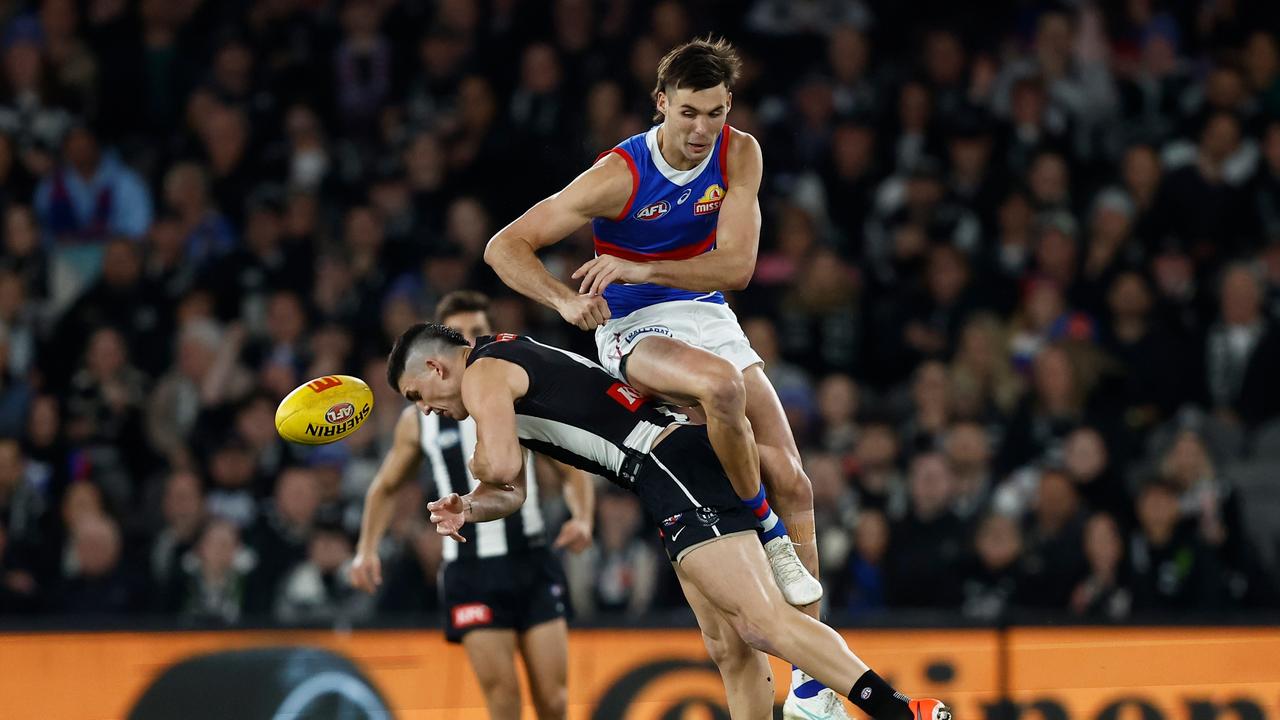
top-left (351, 291), bottom-right (593, 720)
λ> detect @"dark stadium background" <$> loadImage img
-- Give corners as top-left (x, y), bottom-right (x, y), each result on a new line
top-left (2, 0), bottom-right (1280, 716)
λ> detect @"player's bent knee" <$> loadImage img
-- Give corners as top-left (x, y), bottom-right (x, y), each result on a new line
top-left (701, 627), bottom-right (755, 671)
top-left (697, 364), bottom-right (746, 416)
top-left (533, 688), bottom-right (568, 720)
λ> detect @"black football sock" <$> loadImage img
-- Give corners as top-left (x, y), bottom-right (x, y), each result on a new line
top-left (850, 670), bottom-right (913, 720)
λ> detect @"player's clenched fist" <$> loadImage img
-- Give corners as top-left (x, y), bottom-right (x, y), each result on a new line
top-left (428, 492), bottom-right (469, 542)
top-left (349, 552), bottom-right (382, 593)
top-left (555, 292), bottom-right (611, 330)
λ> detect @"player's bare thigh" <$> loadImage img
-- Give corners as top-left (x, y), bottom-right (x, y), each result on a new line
top-left (461, 629), bottom-right (522, 717)
top-left (622, 335), bottom-right (730, 407)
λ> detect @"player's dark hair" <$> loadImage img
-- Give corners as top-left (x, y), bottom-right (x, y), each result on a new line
top-left (435, 290), bottom-right (492, 325)
top-left (652, 36), bottom-right (741, 121)
top-left (386, 322), bottom-right (468, 392)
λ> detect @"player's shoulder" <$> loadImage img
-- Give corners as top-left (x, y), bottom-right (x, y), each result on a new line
top-left (725, 126), bottom-right (762, 163)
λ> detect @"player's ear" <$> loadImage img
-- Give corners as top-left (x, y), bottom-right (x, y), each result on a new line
top-left (426, 357), bottom-right (445, 378)
top-left (656, 90), bottom-right (667, 117)
top-left (725, 90), bottom-right (733, 114)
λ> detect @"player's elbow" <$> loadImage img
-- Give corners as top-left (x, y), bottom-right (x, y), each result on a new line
top-left (487, 454), bottom-right (526, 488)
top-left (482, 235), bottom-right (507, 269)
top-left (726, 264), bottom-right (755, 290)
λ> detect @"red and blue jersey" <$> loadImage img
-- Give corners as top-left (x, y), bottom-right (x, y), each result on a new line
top-left (590, 125), bottom-right (732, 318)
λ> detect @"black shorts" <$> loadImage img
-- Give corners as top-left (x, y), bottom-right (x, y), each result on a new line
top-left (441, 546), bottom-right (570, 643)
top-left (634, 425), bottom-right (759, 561)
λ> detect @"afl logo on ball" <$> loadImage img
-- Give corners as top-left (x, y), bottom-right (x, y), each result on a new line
top-left (635, 200), bottom-right (670, 221)
top-left (325, 402), bottom-right (355, 424)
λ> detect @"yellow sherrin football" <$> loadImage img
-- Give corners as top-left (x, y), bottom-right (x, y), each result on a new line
top-left (275, 375), bottom-right (374, 445)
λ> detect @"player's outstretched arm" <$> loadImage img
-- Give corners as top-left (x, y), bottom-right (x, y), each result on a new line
top-left (574, 129), bottom-right (762, 295)
top-left (351, 407), bottom-right (423, 593)
top-left (426, 358), bottom-right (532, 541)
top-left (484, 153), bottom-right (633, 330)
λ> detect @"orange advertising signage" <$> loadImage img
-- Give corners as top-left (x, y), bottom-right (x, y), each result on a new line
top-left (0, 626), bottom-right (1276, 719)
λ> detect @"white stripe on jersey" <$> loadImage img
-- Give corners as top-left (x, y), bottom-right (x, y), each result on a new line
top-left (622, 420), bottom-right (666, 454)
top-left (459, 416), bottom-right (507, 558)
top-left (515, 414), bottom-right (626, 474)
top-left (650, 453), bottom-right (704, 507)
top-left (419, 412), bottom-right (460, 562)
top-left (420, 412), bottom-right (541, 561)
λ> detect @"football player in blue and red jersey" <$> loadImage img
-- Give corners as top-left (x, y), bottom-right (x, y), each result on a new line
top-left (485, 37), bottom-right (928, 720)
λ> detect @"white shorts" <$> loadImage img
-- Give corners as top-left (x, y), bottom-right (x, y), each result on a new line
top-left (594, 300), bottom-right (763, 381)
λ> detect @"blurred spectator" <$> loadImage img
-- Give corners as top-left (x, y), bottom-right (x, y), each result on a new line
top-left (146, 319), bottom-right (252, 468)
top-left (564, 490), bottom-right (659, 619)
top-left (1070, 512), bottom-right (1133, 620)
top-left (162, 162), bottom-right (234, 268)
top-left (949, 313), bottom-right (1023, 420)
top-left (814, 373), bottom-right (860, 455)
top-left (275, 522), bottom-right (371, 624)
top-left (849, 422), bottom-right (906, 519)
top-left (1062, 426), bottom-right (1129, 521)
top-left (0, 437), bottom-right (47, 552)
top-left (898, 361), bottom-right (952, 454)
top-left (1203, 263), bottom-right (1280, 428)
top-left (332, 0), bottom-right (392, 138)
top-left (34, 125), bottom-right (152, 243)
top-left (64, 326), bottom-right (149, 503)
top-left (839, 509), bottom-right (889, 616)
top-left (149, 469), bottom-right (205, 592)
top-left (0, 323), bottom-right (33, 436)
top-left (48, 238), bottom-right (167, 383)
top-left (374, 481), bottom-right (442, 615)
top-left (944, 422), bottom-right (995, 521)
top-left (165, 517), bottom-right (251, 624)
top-left (0, 16), bottom-right (73, 171)
top-left (198, 103), bottom-right (254, 225)
top-left (244, 466), bottom-right (319, 613)
top-left (809, 452), bottom-right (856, 575)
top-left (884, 453), bottom-right (964, 607)
top-left (1160, 113), bottom-right (1256, 259)
top-left (961, 513), bottom-right (1026, 621)
top-left (0, 518), bottom-right (39, 612)
top-left (1129, 479), bottom-right (1223, 611)
top-left (743, 316), bottom-right (814, 439)
top-left (2, 204), bottom-right (49, 302)
top-left (204, 438), bottom-right (257, 529)
top-left (999, 345), bottom-right (1090, 472)
top-left (1020, 467), bottom-right (1088, 608)
top-left (1100, 271), bottom-right (1197, 428)
top-left (56, 513), bottom-right (135, 614)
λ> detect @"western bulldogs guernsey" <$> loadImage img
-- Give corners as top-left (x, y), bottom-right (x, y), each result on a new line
top-left (591, 124), bottom-right (732, 318)
top-left (467, 334), bottom-right (681, 485)
top-left (420, 412), bottom-right (544, 561)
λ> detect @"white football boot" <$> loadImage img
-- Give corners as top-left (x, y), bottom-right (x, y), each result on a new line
top-left (782, 669), bottom-right (853, 720)
top-left (764, 535), bottom-right (823, 606)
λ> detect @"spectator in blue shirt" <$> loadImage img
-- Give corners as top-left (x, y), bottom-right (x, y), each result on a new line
top-left (33, 125), bottom-right (152, 243)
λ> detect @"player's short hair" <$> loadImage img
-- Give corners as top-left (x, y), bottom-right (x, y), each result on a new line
top-left (652, 36), bottom-right (741, 109)
top-left (435, 290), bottom-right (492, 325)
top-left (386, 322), bottom-right (468, 392)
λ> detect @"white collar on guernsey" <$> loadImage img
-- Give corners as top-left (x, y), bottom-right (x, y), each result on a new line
top-left (646, 125), bottom-right (716, 186)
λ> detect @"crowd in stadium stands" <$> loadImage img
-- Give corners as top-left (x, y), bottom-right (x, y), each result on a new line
top-left (2, 0), bottom-right (1280, 625)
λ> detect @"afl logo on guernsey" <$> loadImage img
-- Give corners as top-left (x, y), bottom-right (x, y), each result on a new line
top-left (635, 200), bottom-right (670, 221)
top-left (694, 184), bottom-right (724, 215)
